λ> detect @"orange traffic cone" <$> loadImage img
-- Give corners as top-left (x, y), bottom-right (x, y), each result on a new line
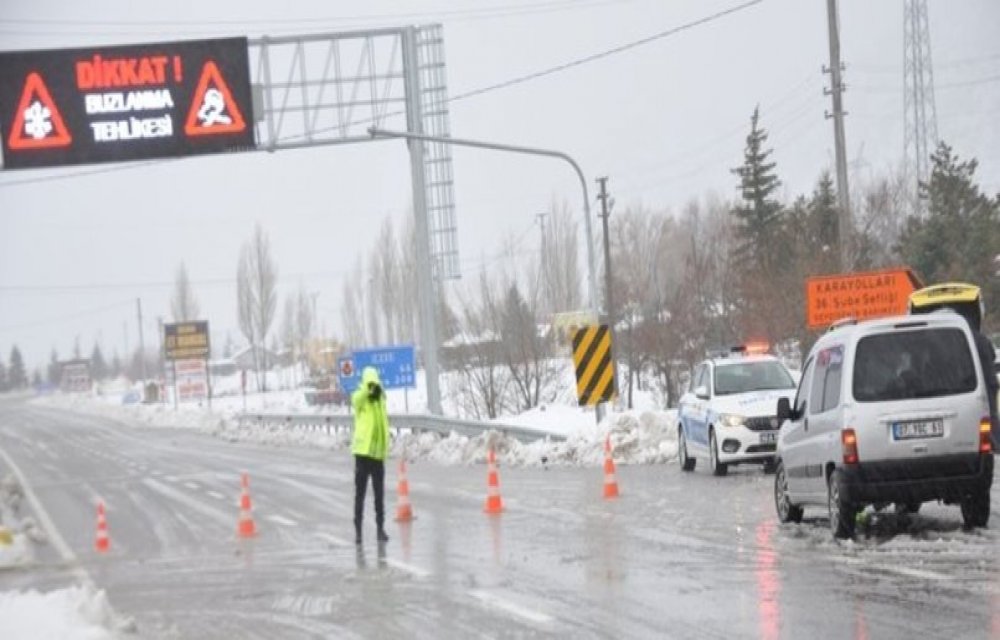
top-left (603, 435), bottom-right (620, 499)
top-left (484, 447), bottom-right (504, 514)
top-left (237, 472), bottom-right (257, 538)
top-left (395, 459), bottom-right (415, 522)
top-left (95, 501), bottom-right (110, 553)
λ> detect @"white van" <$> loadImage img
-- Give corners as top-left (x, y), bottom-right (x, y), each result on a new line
top-left (773, 312), bottom-right (994, 538)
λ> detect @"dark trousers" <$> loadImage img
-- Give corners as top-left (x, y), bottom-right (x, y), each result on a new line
top-left (354, 455), bottom-right (385, 532)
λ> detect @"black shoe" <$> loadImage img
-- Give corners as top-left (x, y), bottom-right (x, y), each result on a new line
top-left (377, 529), bottom-right (389, 543)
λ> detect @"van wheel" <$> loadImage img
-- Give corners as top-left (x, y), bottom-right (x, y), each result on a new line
top-left (774, 461), bottom-right (803, 523)
top-left (678, 426), bottom-right (696, 472)
top-left (961, 488), bottom-right (990, 528)
top-left (828, 470), bottom-right (856, 539)
top-left (709, 429), bottom-right (728, 477)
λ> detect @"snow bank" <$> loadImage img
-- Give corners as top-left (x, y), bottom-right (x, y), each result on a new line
top-left (394, 409), bottom-right (679, 467)
top-left (0, 584), bottom-right (120, 640)
top-left (0, 475), bottom-right (41, 569)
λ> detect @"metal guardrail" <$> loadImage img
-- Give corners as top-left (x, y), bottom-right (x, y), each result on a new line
top-left (236, 412), bottom-right (565, 443)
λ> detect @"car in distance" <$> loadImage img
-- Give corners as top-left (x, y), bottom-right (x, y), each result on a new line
top-left (678, 343), bottom-right (797, 476)
top-left (773, 313), bottom-right (994, 538)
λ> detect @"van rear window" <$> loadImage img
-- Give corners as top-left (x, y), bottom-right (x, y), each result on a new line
top-left (853, 328), bottom-right (977, 402)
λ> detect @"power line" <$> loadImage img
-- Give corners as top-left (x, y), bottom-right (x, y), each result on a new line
top-left (446, 0), bottom-right (764, 103)
top-left (0, 0), bottom-right (626, 30)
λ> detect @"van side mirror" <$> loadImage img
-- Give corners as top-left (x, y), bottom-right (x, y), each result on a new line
top-left (694, 385), bottom-right (709, 400)
top-left (777, 397), bottom-right (791, 425)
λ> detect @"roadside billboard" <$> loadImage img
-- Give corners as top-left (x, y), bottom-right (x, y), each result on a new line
top-left (175, 358), bottom-right (208, 401)
top-left (0, 37), bottom-right (255, 169)
top-left (163, 321), bottom-right (210, 361)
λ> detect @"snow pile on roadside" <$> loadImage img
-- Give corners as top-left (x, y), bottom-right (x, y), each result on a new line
top-left (0, 475), bottom-right (43, 569)
top-left (0, 584), bottom-right (121, 639)
top-left (36, 390), bottom-right (679, 467)
top-left (394, 409), bottom-right (679, 467)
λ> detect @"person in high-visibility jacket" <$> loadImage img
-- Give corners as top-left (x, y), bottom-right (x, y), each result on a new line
top-left (351, 366), bottom-right (391, 544)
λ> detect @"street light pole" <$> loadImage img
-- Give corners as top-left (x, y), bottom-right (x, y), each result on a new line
top-left (368, 127), bottom-right (600, 317)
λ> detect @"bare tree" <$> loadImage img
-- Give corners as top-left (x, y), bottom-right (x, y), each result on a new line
top-left (170, 262), bottom-right (200, 322)
top-left (365, 251), bottom-right (382, 346)
top-left (236, 246), bottom-right (259, 389)
top-left (296, 285), bottom-right (313, 373)
top-left (237, 224), bottom-right (278, 391)
top-left (610, 205), bottom-right (667, 408)
top-left (542, 200), bottom-right (582, 313)
top-left (340, 258), bottom-right (365, 348)
top-left (449, 272), bottom-right (512, 419)
top-left (374, 219), bottom-right (399, 344)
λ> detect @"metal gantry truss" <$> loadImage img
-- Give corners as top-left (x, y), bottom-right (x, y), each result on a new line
top-left (248, 26), bottom-right (459, 414)
top-left (248, 27), bottom-right (460, 281)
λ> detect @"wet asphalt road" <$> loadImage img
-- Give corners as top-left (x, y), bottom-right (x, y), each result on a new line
top-left (1, 398), bottom-right (999, 639)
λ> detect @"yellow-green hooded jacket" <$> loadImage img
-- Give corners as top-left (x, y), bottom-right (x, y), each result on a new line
top-left (351, 366), bottom-right (390, 460)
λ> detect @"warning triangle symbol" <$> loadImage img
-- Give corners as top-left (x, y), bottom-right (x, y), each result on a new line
top-left (7, 72), bottom-right (72, 150)
top-left (184, 61), bottom-right (247, 137)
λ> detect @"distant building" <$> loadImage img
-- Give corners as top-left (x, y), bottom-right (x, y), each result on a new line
top-left (60, 359), bottom-right (92, 393)
top-left (231, 345), bottom-right (280, 371)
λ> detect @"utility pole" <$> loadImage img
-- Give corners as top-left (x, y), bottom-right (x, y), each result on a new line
top-left (824, 0), bottom-right (852, 270)
top-left (136, 298), bottom-right (147, 383)
top-left (596, 176), bottom-right (618, 418)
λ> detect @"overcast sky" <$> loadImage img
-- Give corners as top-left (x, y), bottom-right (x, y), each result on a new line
top-left (1, 0), bottom-right (998, 371)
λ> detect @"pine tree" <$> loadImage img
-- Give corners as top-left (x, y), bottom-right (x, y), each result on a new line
top-left (91, 343), bottom-right (108, 380)
top-left (731, 106), bottom-right (784, 271)
top-left (899, 142), bottom-right (1000, 328)
top-left (9, 346), bottom-right (27, 389)
top-left (0, 358), bottom-right (8, 392)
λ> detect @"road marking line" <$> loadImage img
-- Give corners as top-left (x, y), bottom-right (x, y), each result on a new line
top-left (142, 478), bottom-right (232, 528)
top-left (165, 475), bottom-right (180, 483)
top-left (0, 445), bottom-right (90, 583)
top-left (183, 481), bottom-right (200, 491)
top-left (207, 491), bottom-right (226, 501)
top-left (266, 515), bottom-right (298, 527)
top-left (468, 589), bottom-right (554, 626)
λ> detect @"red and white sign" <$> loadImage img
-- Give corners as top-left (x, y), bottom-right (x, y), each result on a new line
top-left (175, 358), bottom-right (207, 401)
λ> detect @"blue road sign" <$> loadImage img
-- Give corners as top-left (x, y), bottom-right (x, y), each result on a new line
top-left (339, 345), bottom-right (416, 394)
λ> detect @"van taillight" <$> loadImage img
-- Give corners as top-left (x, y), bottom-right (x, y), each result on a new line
top-left (980, 418), bottom-right (993, 454)
top-left (842, 428), bottom-right (859, 465)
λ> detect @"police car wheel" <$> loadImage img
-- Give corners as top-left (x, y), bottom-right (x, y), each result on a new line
top-left (678, 426), bottom-right (696, 472)
top-left (774, 461), bottom-right (803, 523)
top-left (709, 429), bottom-right (728, 477)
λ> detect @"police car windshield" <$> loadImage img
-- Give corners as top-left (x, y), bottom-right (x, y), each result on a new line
top-left (714, 361), bottom-right (795, 396)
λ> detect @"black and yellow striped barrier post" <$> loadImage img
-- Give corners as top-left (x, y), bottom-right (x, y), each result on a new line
top-left (571, 324), bottom-right (617, 407)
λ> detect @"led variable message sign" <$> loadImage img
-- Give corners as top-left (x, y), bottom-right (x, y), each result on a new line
top-left (0, 37), bottom-right (255, 168)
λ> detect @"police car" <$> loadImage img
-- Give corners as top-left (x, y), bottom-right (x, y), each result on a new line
top-left (678, 344), bottom-right (797, 475)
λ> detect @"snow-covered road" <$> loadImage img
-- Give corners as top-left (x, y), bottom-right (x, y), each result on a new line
top-left (1, 397), bottom-right (999, 639)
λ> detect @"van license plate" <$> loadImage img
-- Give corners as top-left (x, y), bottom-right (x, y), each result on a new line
top-left (759, 432), bottom-right (777, 444)
top-left (892, 419), bottom-right (944, 440)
